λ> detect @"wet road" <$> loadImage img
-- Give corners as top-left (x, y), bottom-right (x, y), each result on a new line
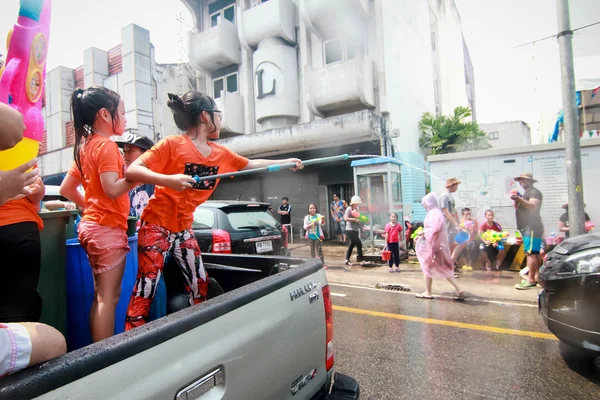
top-left (330, 284), bottom-right (600, 400)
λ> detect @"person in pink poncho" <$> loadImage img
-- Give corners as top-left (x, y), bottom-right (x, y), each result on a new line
top-left (414, 193), bottom-right (467, 300)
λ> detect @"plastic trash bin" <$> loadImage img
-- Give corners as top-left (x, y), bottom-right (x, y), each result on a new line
top-left (38, 210), bottom-right (74, 337)
top-left (65, 236), bottom-right (138, 351)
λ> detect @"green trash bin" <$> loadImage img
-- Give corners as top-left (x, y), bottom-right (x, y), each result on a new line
top-left (37, 210), bottom-right (76, 337)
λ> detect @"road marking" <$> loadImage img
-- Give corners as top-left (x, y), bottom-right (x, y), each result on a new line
top-left (333, 305), bottom-right (557, 340)
top-left (329, 282), bottom-right (538, 308)
top-left (330, 292), bottom-right (347, 297)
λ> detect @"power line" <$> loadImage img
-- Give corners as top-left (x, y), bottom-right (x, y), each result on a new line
top-left (513, 20), bottom-right (600, 49)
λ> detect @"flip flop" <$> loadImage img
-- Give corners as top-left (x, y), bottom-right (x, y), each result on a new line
top-left (415, 293), bottom-right (434, 299)
top-left (453, 292), bottom-right (468, 301)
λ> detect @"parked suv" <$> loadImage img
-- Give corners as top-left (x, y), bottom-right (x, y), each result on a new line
top-left (539, 232), bottom-right (600, 360)
top-left (192, 200), bottom-right (290, 256)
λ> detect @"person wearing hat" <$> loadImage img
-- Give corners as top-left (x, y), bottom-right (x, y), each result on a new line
top-left (511, 172), bottom-right (544, 290)
top-left (344, 195), bottom-right (366, 269)
top-left (559, 202), bottom-right (591, 238)
top-left (117, 133), bottom-right (155, 221)
top-left (439, 178), bottom-right (462, 268)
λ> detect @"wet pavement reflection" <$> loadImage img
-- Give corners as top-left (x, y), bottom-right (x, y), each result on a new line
top-left (332, 285), bottom-right (600, 400)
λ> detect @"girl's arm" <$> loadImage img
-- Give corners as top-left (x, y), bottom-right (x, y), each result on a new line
top-left (244, 158), bottom-right (303, 171)
top-left (125, 159), bottom-right (196, 191)
top-left (303, 216), bottom-right (312, 230)
top-left (99, 172), bottom-right (138, 199)
top-left (60, 174), bottom-right (86, 209)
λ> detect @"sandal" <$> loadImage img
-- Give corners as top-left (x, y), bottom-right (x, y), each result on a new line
top-left (344, 260), bottom-right (353, 266)
top-left (415, 293), bottom-right (434, 299)
top-left (453, 292), bottom-right (468, 301)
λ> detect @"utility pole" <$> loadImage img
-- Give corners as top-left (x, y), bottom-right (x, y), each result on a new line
top-left (556, 0), bottom-right (585, 236)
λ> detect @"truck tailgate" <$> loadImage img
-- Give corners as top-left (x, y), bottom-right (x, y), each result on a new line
top-left (0, 261), bottom-right (330, 400)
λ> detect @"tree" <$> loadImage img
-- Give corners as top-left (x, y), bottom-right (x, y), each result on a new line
top-left (419, 106), bottom-right (490, 155)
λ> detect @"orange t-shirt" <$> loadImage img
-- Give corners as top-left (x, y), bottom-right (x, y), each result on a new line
top-left (0, 198), bottom-right (43, 230)
top-left (67, 134), bottom-right (129, 231)
top-left (140, 135), bottom-right (249, 232)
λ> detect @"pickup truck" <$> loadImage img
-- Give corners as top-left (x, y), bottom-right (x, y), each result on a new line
top-left (0, 254), bottom-right (360, 400)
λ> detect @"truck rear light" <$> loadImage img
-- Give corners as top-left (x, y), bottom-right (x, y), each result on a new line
top-left (212, 229), bottom-right (232, 253)
top-left (322, 285), bottom-right (334, 371)
top-left (281, 225), bottom-right (289, 248)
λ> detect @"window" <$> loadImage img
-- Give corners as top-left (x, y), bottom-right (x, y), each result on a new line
top-left (323, 35), bottom-right (366, 65)
top-left (324, 39), bottom-right (343, 64)
top-left (488, 131), bottom-right (499, 140)
top-left (193, 208), bottom-right (216, 229)
top-left (225, 209), bottom-right (281, 231)
top-left (212, 65), bottom-right (239, 99)
top-left (209, 0), bottom-right (235, 27)
top-left (433, 79), bottom-right (440, 106)
top-left (212, 72), bottom-right (238, 99)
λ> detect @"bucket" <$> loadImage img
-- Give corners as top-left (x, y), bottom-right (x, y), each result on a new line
top-left (65, 236), bottom-right (138, 351)
top-left (454, 231), bottom-right (469, 244)
top-left (381, 249), bottom-right (391, 261)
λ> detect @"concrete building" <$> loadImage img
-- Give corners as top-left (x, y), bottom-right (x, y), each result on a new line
top-left (479, 121), bottom-right (531, 150)
top-left (39, 24), bottom-right (196, 182)
top-left (429, 0), bottom-right (475, 119)
top-left (182, 0), bottom-right (475, 234)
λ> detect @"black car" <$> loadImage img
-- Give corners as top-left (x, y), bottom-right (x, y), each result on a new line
top-left (192, 200), bottom-right (290, 256)
top-left (539, 233), bottom-right (600, 358)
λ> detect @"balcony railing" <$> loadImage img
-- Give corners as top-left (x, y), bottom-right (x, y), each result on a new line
top-left (188, 19), bottom-right (241, 72)
top-left (241, 0), bottom-right (296, 48)
top-left (305, 54), bottom-right (375, 115)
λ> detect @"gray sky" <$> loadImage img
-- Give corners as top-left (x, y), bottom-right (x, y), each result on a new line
top-left (1, 0), bottom-right (598, 143)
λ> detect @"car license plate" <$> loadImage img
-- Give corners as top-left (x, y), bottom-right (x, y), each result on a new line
top-left (256, 240), bottom-right (273, 254)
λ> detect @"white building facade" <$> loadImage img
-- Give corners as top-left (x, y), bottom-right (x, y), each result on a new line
top-left (480, 121), bottom-right (531, 150)
top-left (182, 0), bottom-right (474, 229)
top-left (39, 24), bottom-right (196, 183)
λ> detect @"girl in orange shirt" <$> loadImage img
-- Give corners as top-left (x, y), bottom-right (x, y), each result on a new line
top-left (124, 91), bottom-right (303, 330)
top-left (60, 87), bottom-right (137, 342)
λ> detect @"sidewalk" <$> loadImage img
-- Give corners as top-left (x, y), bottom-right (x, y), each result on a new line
top-left (289, 240), bottom-right (540, 304)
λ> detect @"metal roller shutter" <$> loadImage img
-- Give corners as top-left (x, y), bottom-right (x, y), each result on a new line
top-left (262, 170), bottom-right (319, 240)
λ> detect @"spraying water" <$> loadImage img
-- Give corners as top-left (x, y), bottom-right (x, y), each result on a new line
top-left (346, 155), bottom-right (446, 187)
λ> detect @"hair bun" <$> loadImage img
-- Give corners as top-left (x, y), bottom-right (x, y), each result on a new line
top-left (167, 93), bottom-right (185, 112)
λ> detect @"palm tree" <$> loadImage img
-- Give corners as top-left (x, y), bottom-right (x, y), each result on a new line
top-left (419, 106), bottom-right (490, 155)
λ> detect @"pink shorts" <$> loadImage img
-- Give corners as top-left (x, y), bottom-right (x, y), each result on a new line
top-left (0, 323), bottom-right (32, 377)
top-left (78, 220), bottom-right (130, 274)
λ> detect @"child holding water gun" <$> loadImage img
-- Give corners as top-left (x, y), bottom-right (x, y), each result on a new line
top-left (384, 212), bottom-right (403, 272)
top-left (452, 208), bottom-right (479, 271)
top-left (124, 91), bottom-right (303, 330)
top-left (59, 87), bottom-right (137, 342)
top-left (303, 204), bottom-right (326, 268)
top-left (480, 210), bottom-right (505, 270)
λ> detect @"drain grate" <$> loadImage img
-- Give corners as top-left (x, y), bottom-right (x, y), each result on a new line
top-left (376, 284), bottom-right (411, 292)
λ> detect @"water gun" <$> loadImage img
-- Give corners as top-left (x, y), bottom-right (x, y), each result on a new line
top-left (510, 189), bottom-right (522, 198)
top-left (585, 221), bottom-right (595, 232)
top-left (460, 220), bottom-right (474, 230)
top-left (410, 226), bottom-right (423, 239)
top-left (310, 214), bottom-right (324, 224)
top-left (0, 0), bottom-right (52, 171)
top-left (481, 230), bottom-right (509, 246)
top-left (351, 210), bottom-right (369, 223)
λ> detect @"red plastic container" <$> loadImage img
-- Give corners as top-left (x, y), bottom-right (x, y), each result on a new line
top-left (381, 249), bottom-right (391, 261)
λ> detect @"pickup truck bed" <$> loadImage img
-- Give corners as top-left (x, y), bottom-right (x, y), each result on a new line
top-left (0, 255), bottom-right (359, 400)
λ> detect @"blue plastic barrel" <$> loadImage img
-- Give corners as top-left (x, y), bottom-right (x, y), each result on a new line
top-left (65, 236), bottom-right (138, 351)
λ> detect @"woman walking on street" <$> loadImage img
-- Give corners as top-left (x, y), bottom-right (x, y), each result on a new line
top-left (414, 193), bottom-right (466, 300)
top-left (344, 196), bottom-right (366, 269)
